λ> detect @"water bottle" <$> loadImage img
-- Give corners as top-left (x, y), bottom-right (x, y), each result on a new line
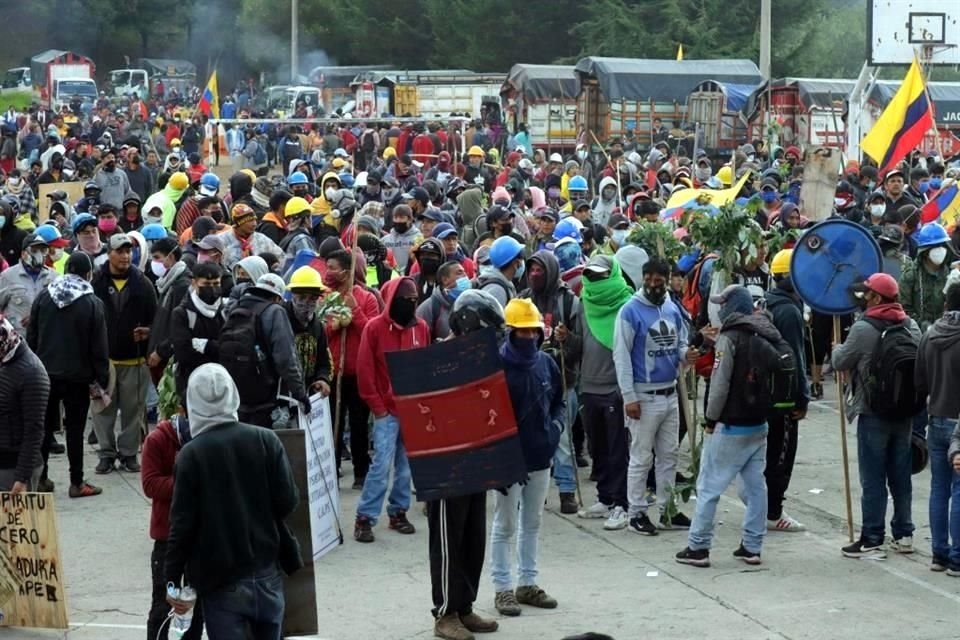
top-left (166, 583), bottom-right (197, 638)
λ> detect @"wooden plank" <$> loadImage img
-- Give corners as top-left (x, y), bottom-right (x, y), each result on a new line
top-left (0, 492), bottom-right (68, 629)
top-left (37, 182), bottom-right (84, 222)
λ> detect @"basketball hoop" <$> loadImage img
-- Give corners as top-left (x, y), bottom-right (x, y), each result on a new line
top-left (868, 2), bottom-right (959, 66)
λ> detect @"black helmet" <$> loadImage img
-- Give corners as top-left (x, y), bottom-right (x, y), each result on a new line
top-left (445, 177), bottom-right (466, 198)
top-left (450, 290), bottom-right (505, 337)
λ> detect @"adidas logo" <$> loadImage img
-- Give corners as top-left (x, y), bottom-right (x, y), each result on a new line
top-left (648, 320), bottom-right (677, 347)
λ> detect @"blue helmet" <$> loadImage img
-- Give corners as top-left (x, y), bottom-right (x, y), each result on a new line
top-left (287, 171), bottom-right (308, 186)
top-left (553, 218), bottom-right (583, 243)
top-left (71, 212), bottom-right (97, 235)
top-left (568, 176), bottom-right (588, 193)
top-left (339, 172), bottom-right (355, 189)
top-left (141, 223), bottom-right (168, 241)
top-left (489, 236), bottom-right (524, 269)
top-left (199, 173), bottom-right (220, 194)
top-left (916, 222), bottom-right (949, 248)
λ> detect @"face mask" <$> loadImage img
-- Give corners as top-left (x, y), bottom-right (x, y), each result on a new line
top-left (50, 248), bottom-right (64, 263)
top-left (383, 188), bottom-right (397, 200)
top-left (323, 270), bottom-right (346, 289)
top-left (514, 260), bottom-right (525, 281)
top-left (98, 218), bottom-right (117, 233)
top-left (197, 285), bottom-right (221, 305)
top-left (26, 249), bottom-right (46, 269)
top-left (6, 178), bottom-right (20, 188)
top-left (366, 185), bottom-right (380, 196)
top-left (611, 229), bottom-right (628, 246)
top-left (197, 252), bottom-right (213, 264)
top-left (389, 297), bottom-right (417, 327)
top-left (695, 167), bottom-right (712, 182)
top-left (867, 180), bottom-right (876, 190)
top-left (747, 154), bottom-right (756, 163)
top-left (151, 259), bottom-right (168, 277)
top-left (527, 269), bottom-right (546, 292)
top-left (500, 223), bottom-right (514, 236)
top-left (325, 187), bottom-right (337, 201)
top-left (833, 197), bottom-right (847, 208)
top-left (928, 246), bottom-right (948, 266)
top-left (510, 334), bottom-right (539, 359)
top-left (761, 190), bottom-right (778, 204)
top-left (577, 150), bottom-right (587, 161)
top-left (78, 232), bottom-right (100, 253)
top-left (918, 181), bottom-right (931, 194)
top-left (870, 203), bottom-right (885, 219)
top-left (292, 297), bottom-right (317, 323)
top-left (105, 161), bottom-right (116, 172)
top-left (447, 276), bottom-right (470, 301)
top-left (420, 256), bottom-right (441, 276)
top-left (546, 187), bottom-right (560, 199)
top-left (931, 178), bottom-right (943, 190)
top-left (393, 221), bottom-right (410, 234)
top-left (644, 284), bottom-right (667, 305)
top-left (602, 187), bottom-right (616, 200)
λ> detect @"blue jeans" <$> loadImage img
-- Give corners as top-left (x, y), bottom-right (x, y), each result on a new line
top-left (490, 468), bottom-right (551, 592)
top-left (552, 388), bottom-right (577, 494)
top-left (688, 425), bottom-right (768, 553)
top-left (356, 414), bottom-right (412, 524)
top-left (202, 565), bottom-right (284, 640)
top-left (856, 415), bottom-right (914, 545)
top-left (928, 416), bottom-right (957, 561)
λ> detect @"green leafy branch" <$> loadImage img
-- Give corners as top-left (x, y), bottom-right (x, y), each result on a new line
top-left (626, 221), bottom-right (686, 262)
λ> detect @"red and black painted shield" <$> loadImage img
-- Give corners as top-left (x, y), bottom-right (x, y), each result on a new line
top-left (386, 328), bottom-right (527, 501)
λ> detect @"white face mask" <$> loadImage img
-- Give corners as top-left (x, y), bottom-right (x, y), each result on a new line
top-left (151, 259), bottom-right (168, 277)
top-left (870, 204), bottom-right (885, 218)
top-left (325, 187), bottom-right (337, 201)
top-left (929, 246), bottom-right (948, 266)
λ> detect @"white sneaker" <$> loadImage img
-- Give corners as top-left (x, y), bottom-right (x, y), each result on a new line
top-left (577, 501), bottom-right (612, 519)
top-left (767, 513), bottom-right (806, 532)
top-left (890, 536), bottom-right (914, 554)
top-left (603, 506), bottom-right (629, 530)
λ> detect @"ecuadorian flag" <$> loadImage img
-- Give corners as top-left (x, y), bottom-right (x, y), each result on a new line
top-left (920, 182), bottom-right (960, 226)
top-left (861, 59), bottom-right (934, 174)
top-left (197, 71), bottom-right (220, 119)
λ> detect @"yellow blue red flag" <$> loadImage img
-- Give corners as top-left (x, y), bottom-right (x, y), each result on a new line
top-left (861, 58), bottom-right (934, 175)
top-left (197, 71), bottom-right (220, 119)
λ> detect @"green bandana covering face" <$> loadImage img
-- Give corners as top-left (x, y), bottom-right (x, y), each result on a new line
top-left (580, 259), bottom-right (634, 349)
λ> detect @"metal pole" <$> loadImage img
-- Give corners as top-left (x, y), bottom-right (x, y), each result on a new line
top-left (759, 0), bottom-right (771, 82)
top-left (291, 0), bottom-right (299, 84)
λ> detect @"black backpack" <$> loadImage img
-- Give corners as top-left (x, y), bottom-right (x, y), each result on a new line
top-left (361, 130), bottom-right (376, 153)
top-left (725, 329), bottom-right (797, 421)
top-left (219, 297), bottom-right (276, 407)
top-left (863, 318), bottom-right (923, 419)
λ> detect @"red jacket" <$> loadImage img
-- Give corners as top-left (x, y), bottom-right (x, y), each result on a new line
top-left (326, 284), bottom-right (379, 377)
top-left (357, 278), bottom-right (431, 417)
top-left (141, 420), bottom-right (181, 541)
top-left (412, 134), bottom-right (435, 168)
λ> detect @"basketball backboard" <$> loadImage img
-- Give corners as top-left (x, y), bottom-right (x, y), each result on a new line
top-left (868, 1), bottom-right (960, 65)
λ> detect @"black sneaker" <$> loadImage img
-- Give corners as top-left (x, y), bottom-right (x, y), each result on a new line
top-left (50, 437), bottom-right (66, 455)
top-left (120, 456), bottom-right (141, 473)
top-left (95, 458), bottom-right (115, 475)
top-left (628, 513), bottom-right (659, 536)
top-left (675, 547), bottom-right (710, 567)
top-left (932, 555), bottom-right (949, 572)
top-left (841, 538), bottom-right (887, 559)
top-left (660, 512), bottom-right (692, 529)
top-left (575, 454), bottom-right (590, 468)
top-left (733, 543), bottom-right (762, 565)
top-left (354, 516), bottom-right (374, 543)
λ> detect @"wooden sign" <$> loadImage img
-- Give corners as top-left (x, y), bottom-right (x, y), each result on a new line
top-left (799, 146), bottom-right (842, 222)
top-left (0, 492), bottom-right (68, 629)
top-left (37, 182), bottom-right (85, 222)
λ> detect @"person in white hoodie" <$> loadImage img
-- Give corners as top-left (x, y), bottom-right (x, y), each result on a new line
top-left (591, 176), bottom-right (620, 227)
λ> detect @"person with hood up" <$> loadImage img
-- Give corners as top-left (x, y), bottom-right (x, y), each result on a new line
top-left (258, 190), bottom-right (291, 246)
top-left (490, 298), bottom-right (565, 617)
top-left (613, 257), bottom-right (694, 535)
top-left (591, 176), bottom-right (620, 227)
top-left (382, 204), bottom-right (421, 275)
top-left (310, 171), bottom-right (342, 223)
top-left (763, 250), bottom-right (810, 533)
top-left (93, 149), bottom-right (131, 209)
top-left (223, 170), bottom-right (254, 211)
top-left (155, 152), bottom-right (182, 191)
top-left (164, 364), bottom-right (298, 639)
top-left (147, 238), bottom-right (191, 374)
top-left (353, 277), bottom-right (431, 543)
top-left (0, 199), bottom-right (26, 268)
top-left (249, 176), bottom-right (275, 219)
top-left (142, 412), bottom-right (204, 640)
top-left (323, 249), bottom-right (380, 483)
top-left (118, 191), bottom-right (142, 233)
top-left (831, 273), bottom-right (919, 559)
top-left (27, 251), bottom-right (109, 498)
top-left (155, 171), bottom-right (190, 230)
top-left (170, 261), bottom-right (226, 404)
top-left (279, 197), bottom-right (317, 270)
top-left (220, 203), bottom-right (283, 271)
top-left (519, 250), bottom-right (582, 514)
top-left (411, 238), bottom-right (444, 303)
top-left (917, 283), bottom-right (960, 572)
top-left (674, 285), bottom-right (782, 568)
top-left (223, 254), bottom-right (268, 316)
top-left (457, 186), bottom-right (485, 251)
top-left (1, 170), bottom-right (37, 220)
top-left (285, 267), bottom-right (332, 401)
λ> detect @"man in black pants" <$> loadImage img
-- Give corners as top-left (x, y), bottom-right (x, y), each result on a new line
top-left (428, 290), bottom-right (503, 640)
top-left (764, 250), bottom-right (810, 532)
top-left (28, 252), bottom-right (110, 498)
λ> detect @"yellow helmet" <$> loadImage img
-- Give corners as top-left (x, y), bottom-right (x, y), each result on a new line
top-left (284, 196), bottom-right (312, 218)
top-left (770, 249), bottom-right (793, 276)
top-left (468, 145), bottom-right (485, 158)
top-left (383, 147), bottom-right (397, 160)
top-left (168, 172), bottom-right (189, 191)
top-left (504, 298), bottom-right (544, 330)
top-left (288, 266), bottom-right (326, 292)
top-left (170, 138), bottom-right (182, 147)
top-left (716, 165), bottom-right (733, 187)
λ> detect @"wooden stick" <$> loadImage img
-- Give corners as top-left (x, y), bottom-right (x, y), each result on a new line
top-left (834, 316), bottom-right (855, 542)
top-left (332, 223), bottom-right (361, 465)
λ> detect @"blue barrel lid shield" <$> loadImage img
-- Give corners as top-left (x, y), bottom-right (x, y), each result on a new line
top-left (790, 218), bottom-right (883, 315)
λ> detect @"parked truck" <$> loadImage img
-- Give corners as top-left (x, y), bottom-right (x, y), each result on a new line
top-left (30, 49), bottom-right (96, 109)
top-left (107, 58), bottom-right (197, 100)
top-left (2, 67), bottom-right (31, 91)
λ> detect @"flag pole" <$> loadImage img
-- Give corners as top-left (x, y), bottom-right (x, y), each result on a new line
top-left (916, 51), bottom-right (944, 162)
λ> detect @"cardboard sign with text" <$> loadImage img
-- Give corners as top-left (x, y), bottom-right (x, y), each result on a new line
top-left (299, 395), bottom-right (342, 560)
top-left (0, 493), bottom-right (67, 629)
top-left (799, 146), bottom-right (842, 222)
top-left (37, 182), bottom-right (84, 222)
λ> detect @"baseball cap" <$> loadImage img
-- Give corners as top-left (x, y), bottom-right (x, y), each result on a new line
top-left (760, 177), bottom-right (779, 190)
top-left (23, 232), bottom-right (49, 249)
top-left (486, 205), bottom-right (514, 223)
top-left (884, 168), bottom-right (905, 182)
top-left (196, 234), bottom-right (226, 253)
top-left (607, 213), bottom-right (630, 229)
top-left (432, 222), bottom-right (458, 240)
top-left (402, 187), bottom-right (429, 207)
top-left (583, 255), bottom-right (613, 277)
top-left (109, 233), bottom-right (133, 250)
top-left (34, 224), bottom-right (69, 248)
top-left (851, 273), bottom-right (898, 299)
top-left (251, 273), bottom-right (286, 298)
top-left (549, 153), bottom-right (563, 163)
top-left (573, 199), bottom-right (591, 212)
top-left (538, 209), bottom-right (560, 223)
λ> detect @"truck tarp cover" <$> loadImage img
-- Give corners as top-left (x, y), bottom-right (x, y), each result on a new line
top-left (742, 78), bottom-right (855, 119)
top-left (30, 50), bottom-right (94, 86)
top-left (574, 57), bottom-right (762, 102)
top-left (503, 64), bottom-right (579, 101)
top-left (136, 58), bottom-right (196, 78)
top-left (691, 80), bottom-right (757, 112)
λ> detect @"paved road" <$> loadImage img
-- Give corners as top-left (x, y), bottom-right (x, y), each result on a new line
top-left (15, 382), bottom-right (960, 639)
